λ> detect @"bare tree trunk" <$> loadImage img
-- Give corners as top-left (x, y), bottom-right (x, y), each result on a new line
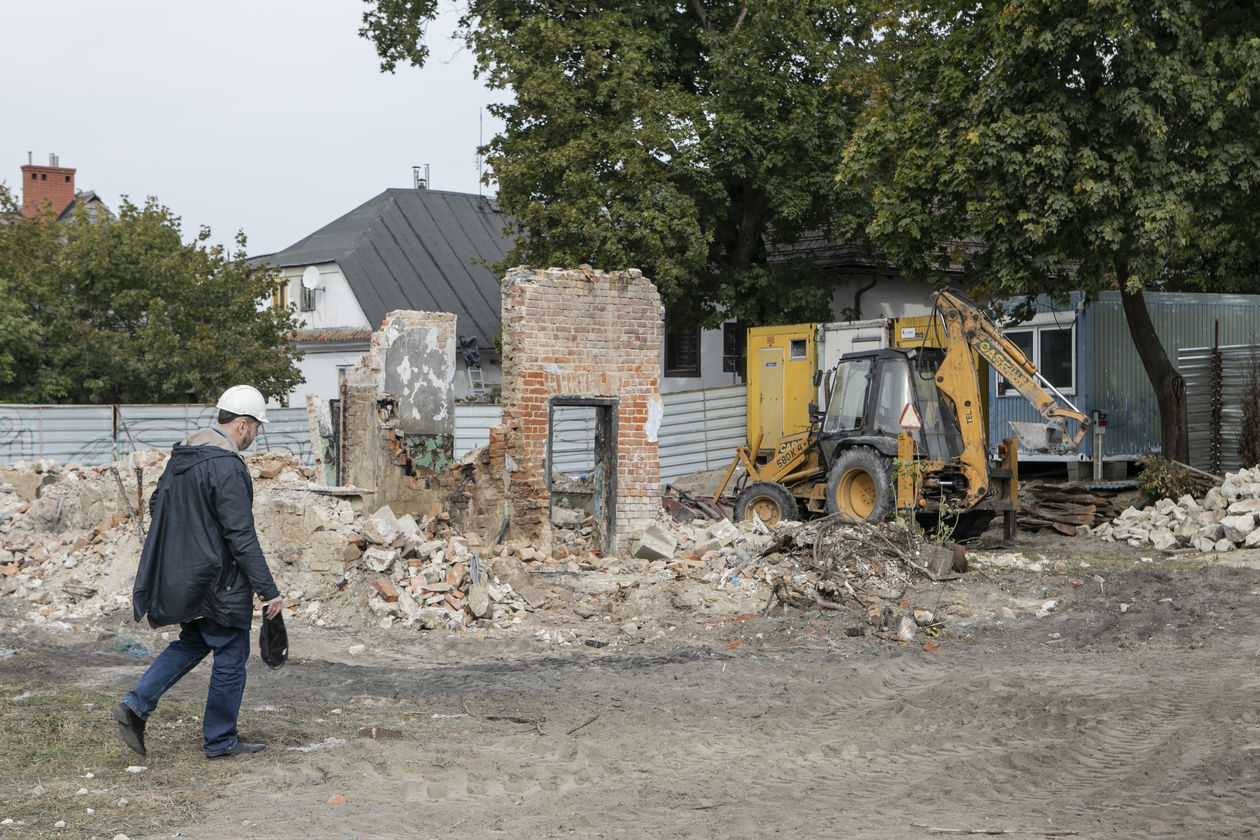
top-left (729, 181), bottom-right (766, 270)
top-left (1118, 278), bottom-right (1188, 462)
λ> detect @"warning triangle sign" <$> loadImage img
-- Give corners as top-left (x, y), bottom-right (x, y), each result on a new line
top-left (899, 403), bottom-right (923, 430)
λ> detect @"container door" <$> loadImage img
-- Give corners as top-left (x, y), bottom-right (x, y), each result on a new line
top-left (758, 347), bottom-right (785, 445)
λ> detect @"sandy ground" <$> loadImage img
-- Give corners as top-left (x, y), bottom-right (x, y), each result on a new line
top-left (5, 526), bottom-right (1260, 840)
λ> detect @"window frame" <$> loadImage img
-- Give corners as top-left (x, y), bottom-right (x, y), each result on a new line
top-left (272, 279), bottom-right (290, 311)
top-left (664, 328), bottom-right (701, 378)
top-left (998, 321), bottom-right (1076, 397)
top-left (722, 321), bottom-right (746, 377)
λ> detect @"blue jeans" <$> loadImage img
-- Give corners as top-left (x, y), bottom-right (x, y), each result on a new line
top-left (121, 617), bottom-right (250, 755)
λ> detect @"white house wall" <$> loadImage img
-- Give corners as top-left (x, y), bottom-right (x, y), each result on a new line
top-left (453, 360), bottom-right (502, 400)
top-left (280, 264), bottom-right (372, 330)
top-left (660, 328), bottom-right (742, 394)
top-left (278, 263), bottom-right (373, 407)
top-left (829, 275), bottom-right (934, 320)
top-left (293, 348), bottom-right (366, 406)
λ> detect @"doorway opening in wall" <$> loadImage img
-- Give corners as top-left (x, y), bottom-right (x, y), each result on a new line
top-left (547, 397), bottom-right (618, 555)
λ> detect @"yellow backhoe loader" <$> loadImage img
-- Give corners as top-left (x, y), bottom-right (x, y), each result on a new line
top-left (715, 290), bottom-right (1091, 539)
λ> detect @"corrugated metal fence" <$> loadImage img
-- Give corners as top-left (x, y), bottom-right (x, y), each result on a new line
top-left (0, 404), bottom-right (312, 466)
top-left (1179, 343), bottom-right (1259, 475)
top-left (0, 385), bottom-right (747, 482)
top-left (656, 386), bottom-right (747, 481)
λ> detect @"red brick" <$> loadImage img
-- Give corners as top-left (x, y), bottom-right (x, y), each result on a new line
top-left (374, 576), bottom-right (399, 602)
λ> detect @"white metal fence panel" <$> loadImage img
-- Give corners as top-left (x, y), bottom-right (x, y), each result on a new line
top-left (551, 405), bottom-right (597, 477)
top-left (450, 387), bottom-right (747, 482)
top-left (659, 386), bottom-right (746, 482)
top-left (0, 405), bottom-right (115, 465)
top-left (454, 404), bottom-right (503, 458)
top-left (450, 404), bottom-right (597, 476)
top-left (2, 387), bottom-right (748, 479)
top-left (0, 405), bottom-right (313, 467)
top-left (116, 405), bottom-right (220, 455)
top-left (253, 408), bottom-right (314, 463)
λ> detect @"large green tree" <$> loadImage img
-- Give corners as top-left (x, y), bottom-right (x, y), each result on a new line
top-left (362, 0), bottom-right (874, 327)
top-left (840, 1), bottom-right (1260, 461)
top-left (0, 185), bottom-right (302, 404)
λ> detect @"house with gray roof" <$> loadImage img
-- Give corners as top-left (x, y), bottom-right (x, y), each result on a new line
top-left (252, 186), bottom-right (511, 404)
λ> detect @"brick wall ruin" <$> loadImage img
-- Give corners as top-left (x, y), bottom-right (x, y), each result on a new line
top-left (489, 266), bottom-right (664, 555)
top-left (336, 310), bottom-right (457, 513)
top-left (315, 273), bottom-right (665, 558)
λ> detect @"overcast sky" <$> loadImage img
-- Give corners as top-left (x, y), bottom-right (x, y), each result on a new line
top-left (2, 0), bottom-right (505, 256)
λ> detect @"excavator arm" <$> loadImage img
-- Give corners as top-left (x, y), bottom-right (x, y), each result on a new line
top-left (932, 290), bottom-right (1091, 455)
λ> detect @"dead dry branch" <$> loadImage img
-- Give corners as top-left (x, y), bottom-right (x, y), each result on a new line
top-left (763, 517), bottom-right (955, 623)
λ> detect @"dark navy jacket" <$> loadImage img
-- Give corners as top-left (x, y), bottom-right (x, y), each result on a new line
top-left (132, 441), bottom-right (280, 629)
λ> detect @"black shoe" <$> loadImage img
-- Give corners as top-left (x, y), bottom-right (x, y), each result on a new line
top-left (112, 702), bottom-right (146, 757)
top-left (206, 741), bottom-right (267, 759)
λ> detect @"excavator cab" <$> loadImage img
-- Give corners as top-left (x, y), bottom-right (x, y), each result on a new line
top-left (822, 348), bottom-right (962, 463)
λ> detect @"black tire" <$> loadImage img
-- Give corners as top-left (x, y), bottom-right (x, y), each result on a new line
top-left (825, 447), bottom-right (894, 523)
top-left (733, 482), bottom-right (799, 527)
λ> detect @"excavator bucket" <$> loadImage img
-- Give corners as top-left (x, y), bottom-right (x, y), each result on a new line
top-left (1008, 419), bottom-right (1070, 455)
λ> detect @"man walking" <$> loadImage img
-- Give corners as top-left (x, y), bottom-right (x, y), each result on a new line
top-left (113, 385), bottom-right (285, 759)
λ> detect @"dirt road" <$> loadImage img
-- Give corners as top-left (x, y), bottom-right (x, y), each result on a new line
top-left (6, 544), bottom-right (1260, 840)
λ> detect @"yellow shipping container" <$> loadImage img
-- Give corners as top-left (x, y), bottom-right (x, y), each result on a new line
top-left (745, 324), bottom-right (817, 451)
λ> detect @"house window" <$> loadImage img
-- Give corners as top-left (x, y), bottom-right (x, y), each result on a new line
top-left (789, 339), bottom-right (808, 361)
top-left (722, 322), bottom-right (746, 377)
top-left (272, 280), bottom-right (289, 311)
top-left (299, 285), bottom-right (317, 311)
top-left (337, 365), bottom-right (352, 386)
top-left (665, 329), bottom-right (701, 377)
top-left (999, 325), bottom-right (1075, 395)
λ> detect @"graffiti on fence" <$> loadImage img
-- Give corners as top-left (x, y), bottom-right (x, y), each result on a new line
top-left (254, 428), bottom-right (313, 463)
top-left (115, 410), bottom-right (312, 463)
top-left (70, 438), bottom-right (123, 465)
top-left (0, 405), bottom-right (314, 467)
top-left (0, 408), bottom-right (35, 463)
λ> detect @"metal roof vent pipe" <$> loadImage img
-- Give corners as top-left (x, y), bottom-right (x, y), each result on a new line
top-left (413, 164), bottom-right (430, 190)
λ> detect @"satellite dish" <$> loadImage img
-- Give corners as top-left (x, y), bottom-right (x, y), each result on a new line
top-left (301, 266), bottom-right (321, 290)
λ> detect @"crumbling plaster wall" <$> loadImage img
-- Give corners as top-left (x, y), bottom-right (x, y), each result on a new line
top-left (492, 266), bottom-right (664, 555)
top-left (338, 310), bottom-right (457, 514)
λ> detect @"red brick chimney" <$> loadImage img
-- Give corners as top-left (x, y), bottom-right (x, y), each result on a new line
top-left (21, 154), bottom-right (76, 218)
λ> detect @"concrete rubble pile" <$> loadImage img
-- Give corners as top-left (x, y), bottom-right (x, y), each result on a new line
top-left (1092, 466), bottom-right (1260, 553)
top-left (0, 450), bottom-right (355, 628)
top-left (0, 451), bottom-right (600, 635)
top-left (3, 448), bottom-right (966, 644)
top-left (623, 517), bottom-right (773, 579)
top-left (1, 453), bottom-right (158, 626)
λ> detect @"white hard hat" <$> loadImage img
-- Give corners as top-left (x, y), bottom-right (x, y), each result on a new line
top-left (216, 385), bottom-right (269, 424)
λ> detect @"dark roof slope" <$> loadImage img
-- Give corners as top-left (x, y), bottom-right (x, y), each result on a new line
top-left (254, 188), bottom-right (512, 350)
top-left (57, 191), bottom-right (112, 223)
